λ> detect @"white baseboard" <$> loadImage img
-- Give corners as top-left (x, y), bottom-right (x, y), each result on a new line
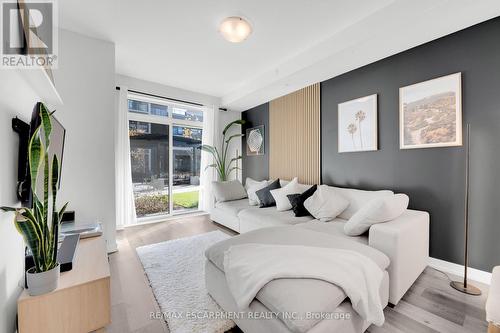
top-left (429, 257), bottom-right (492, 285)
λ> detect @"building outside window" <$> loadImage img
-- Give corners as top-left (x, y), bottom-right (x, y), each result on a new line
top-left (172, 107), bottom-right (204, 122)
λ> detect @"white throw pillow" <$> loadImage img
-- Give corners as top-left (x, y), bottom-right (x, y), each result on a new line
top-left (303, 185), bottom-right (350, 222)
top-left (279, 179), bottom-right (290, 187)
top-left (344, 193), bottom-right (409, 236)
top-left (270, 178), bottom-right (302, 211)
top-left (279, 179), bottom-right (311, 192)
top-left (212, 180), bottom-right (247, 202)
top-left (332, 187), bottom-right (394, 220)
top-left (296, 183), bottom-right (312, 192)
top-left (245, 178), bottom-right (269, 206)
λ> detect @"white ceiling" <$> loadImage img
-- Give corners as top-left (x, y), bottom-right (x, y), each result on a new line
top-left (59, 0), bottom-right (500, 111)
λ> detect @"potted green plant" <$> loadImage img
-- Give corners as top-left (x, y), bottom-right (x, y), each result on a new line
top-left (200, 119), bottom-right (246, 181)
top-left (1, 103), bottom-right (68, 296)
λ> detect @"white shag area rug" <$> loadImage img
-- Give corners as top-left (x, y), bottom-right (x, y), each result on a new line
top-left (136, 231), bottom-right (234, 333)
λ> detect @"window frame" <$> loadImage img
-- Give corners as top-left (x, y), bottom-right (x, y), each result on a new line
top-left (127, 92), bottom-right (204, 222)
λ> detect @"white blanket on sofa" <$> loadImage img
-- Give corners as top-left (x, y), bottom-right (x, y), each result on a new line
top-left (223, 244), bottom-right (385, 327)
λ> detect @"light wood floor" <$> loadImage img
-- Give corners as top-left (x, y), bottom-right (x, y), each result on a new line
top-left (105, 214), bottom-right (489, 333)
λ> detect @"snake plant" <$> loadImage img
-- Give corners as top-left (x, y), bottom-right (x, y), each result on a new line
top-left (1, 103), bottom-right (68, 273)
top-left (200, 119), bottom-right (246, 181)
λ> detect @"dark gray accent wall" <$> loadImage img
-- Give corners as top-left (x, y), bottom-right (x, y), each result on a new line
top-left (241, 17), bottom-right (500, 271)
top-left (242, 103), bottom-right (269, 181)
top-left (322, 18), bottom-right (500, 271)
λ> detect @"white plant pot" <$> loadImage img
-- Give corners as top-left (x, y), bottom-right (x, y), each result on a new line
top-left (26, 264), bottom-right (60, 296)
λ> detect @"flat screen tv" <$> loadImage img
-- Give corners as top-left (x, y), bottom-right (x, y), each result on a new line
top-left (12, 102), bottom-right (66, 205)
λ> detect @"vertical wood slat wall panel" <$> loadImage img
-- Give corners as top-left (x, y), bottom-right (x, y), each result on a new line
top-left (269, 83), bottom-right (320, 184)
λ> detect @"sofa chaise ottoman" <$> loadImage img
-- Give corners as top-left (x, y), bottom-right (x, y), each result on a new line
top-left (205, 226), bottom-right (391, 333)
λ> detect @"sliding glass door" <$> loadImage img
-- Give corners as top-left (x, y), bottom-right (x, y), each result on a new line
top-left (129, 121), bottom-right (170, 218)
top-left (172, 125), bottom-right (202, 213)
top-left (128, 94), bottom-right (203, 221)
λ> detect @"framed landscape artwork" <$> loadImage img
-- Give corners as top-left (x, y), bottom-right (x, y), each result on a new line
top-left (246, 125), bottom-right (265, 156)
top-left (338, 94), bottom-right (378, 153)
top-left (400, 72), bottom-right (462, 149)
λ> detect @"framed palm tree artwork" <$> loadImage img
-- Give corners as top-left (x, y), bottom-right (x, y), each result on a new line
top-left (338, 94), bottom-right (378, 153)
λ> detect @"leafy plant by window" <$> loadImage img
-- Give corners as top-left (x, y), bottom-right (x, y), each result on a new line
top-left (1, 104), bottom-right (68, 273)
top-left (200, 119), bottom-right (246, 181)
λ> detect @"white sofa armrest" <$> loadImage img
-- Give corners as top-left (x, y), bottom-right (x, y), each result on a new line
top-left (486, 266), bottom-right (500, 325)
top-left (369, 209), bottom-right (429, 305)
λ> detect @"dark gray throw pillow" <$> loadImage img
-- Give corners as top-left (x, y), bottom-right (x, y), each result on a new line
top-left (255, 179), bottom-right (281, 208)
top-left (287, 184), bottom-right (317, 217)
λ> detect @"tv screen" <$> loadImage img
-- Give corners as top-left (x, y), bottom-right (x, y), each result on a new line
top-left (14, 102), bottom-right (66, 204)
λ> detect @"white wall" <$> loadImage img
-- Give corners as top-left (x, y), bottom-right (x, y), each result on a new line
top-left (53, 30), bottom-right (117, 251)
top-left (0, 30), bottom-right (115, 332)
top-left (0, 71), bottom-right (42, 333)
top-left (116, 74), bottom-right (220, 106)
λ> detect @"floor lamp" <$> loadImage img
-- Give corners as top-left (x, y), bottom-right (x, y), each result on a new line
top-left (450, 124), bottom-right (482, 296)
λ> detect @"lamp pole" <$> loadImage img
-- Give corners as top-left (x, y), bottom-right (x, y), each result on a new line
top-left (450, 124), bottom-right (482, 295)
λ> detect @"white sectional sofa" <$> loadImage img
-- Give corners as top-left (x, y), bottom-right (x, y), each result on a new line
top-left (212, 199), bottom-right (314, 233)
top-left (487, 266), bottom-right (500, 333)
top-left (209, 184), bottom-right (429, 306)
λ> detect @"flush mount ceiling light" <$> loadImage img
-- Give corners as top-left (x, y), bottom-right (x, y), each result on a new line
top-left (219, 16), bottom-right (252, 43)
